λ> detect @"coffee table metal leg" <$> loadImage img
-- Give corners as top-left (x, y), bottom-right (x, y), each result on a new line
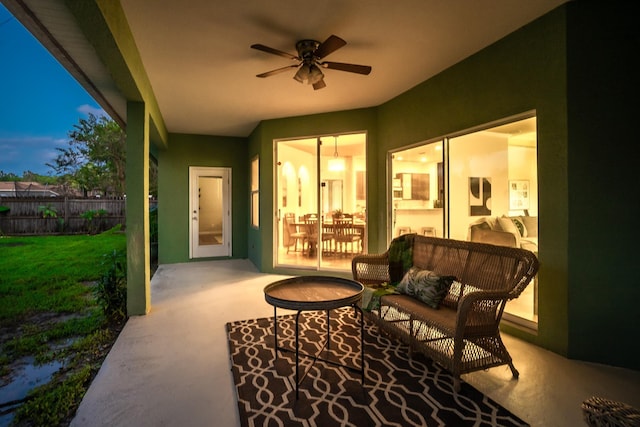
top-left (273, 306), bottom-right (279, 361)
top-left (357, 304), bottom-right (365, 386)
top-left (326, 310), bottom-right (331, 350)
top-left (273, 306), bottom-right (365, 400)
top-left (295, 310), bottom-right (302, 400)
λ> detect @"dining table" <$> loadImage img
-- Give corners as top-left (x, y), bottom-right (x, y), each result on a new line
top-left (293, 217), bottom-right (366, 256)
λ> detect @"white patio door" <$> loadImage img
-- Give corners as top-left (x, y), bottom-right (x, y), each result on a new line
top-left (189, 167), bottom-right (231, 258)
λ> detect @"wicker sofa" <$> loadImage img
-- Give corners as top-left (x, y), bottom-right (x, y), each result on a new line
top-left (352, 234), bottom-right (539, 391)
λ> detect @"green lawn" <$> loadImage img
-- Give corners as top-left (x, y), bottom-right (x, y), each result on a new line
top-left (0, 228), bottom-right (127, 426)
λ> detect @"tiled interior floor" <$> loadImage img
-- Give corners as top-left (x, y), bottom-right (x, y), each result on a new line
top-left (71, 259), bottom-right (640, 427)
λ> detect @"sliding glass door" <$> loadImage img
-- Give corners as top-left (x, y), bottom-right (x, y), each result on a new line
top-left (389, 115), bottom-right (538, 328)
top-left (275, 133), bottom-right (367, 270)
top-left (448, 116), bottom-right (538, 326)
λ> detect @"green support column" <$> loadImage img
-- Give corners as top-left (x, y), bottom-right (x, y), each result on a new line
top-left (126, 101), bottom-right (151, 315)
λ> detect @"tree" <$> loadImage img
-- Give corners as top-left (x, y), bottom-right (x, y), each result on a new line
top-left (48, 114), bottom-right (126, 197)
top-left (0, 171), bottom-right (20, 181)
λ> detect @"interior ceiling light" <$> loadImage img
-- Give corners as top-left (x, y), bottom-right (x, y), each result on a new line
top-left (328, 136), bottom-right (345, 172)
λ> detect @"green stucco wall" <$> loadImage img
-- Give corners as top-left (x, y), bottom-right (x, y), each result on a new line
top-left (125, 102), bottom-right (151, 315)
top-left (565, 1), bottom-right (639, 370)
top-left (157, 133), bottom-right (248, 264)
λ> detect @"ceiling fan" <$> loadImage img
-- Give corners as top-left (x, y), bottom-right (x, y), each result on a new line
top-left (251, 35), bottom-right (372, 90)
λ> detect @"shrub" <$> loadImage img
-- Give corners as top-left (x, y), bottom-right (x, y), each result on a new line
top-left (94, 249), bottom-right (127, 322)
top-left (81, 209), bottom-right (108, 234)
top-left (38, 204), bottom-right (57, 218)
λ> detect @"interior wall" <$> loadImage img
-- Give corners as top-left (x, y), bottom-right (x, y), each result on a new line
top-left (392, 159), bottom-right (442, 238)
top-left (277, 142), bottom-right (317, 220)
top-left (198, 177), bottom-right (222, 233)
top-left (448, 132), bottom-right (510, 241)
top-left (158, 133), bottom-right (248, 264)
top-left (508, 145), bottom-right (538, 215)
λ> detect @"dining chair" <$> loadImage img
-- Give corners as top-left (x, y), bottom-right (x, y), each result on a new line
top-left (283, 213), bottom-right (307, 253)
top-left (420, 226), bottom-right (436, 237)
top-left (333, 215), bottom-right (362, 256)
top-left (397, 226), bottom-right (412, 236)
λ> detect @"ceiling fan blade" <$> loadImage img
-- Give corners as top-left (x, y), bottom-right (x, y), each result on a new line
top-left (251, 44), bottom-right (299, 61)
top-left (312, 79), bottom-right (327, 90)
top-left (256, 64), bottom-right (299, 78)
top-left (322, 61), bottom-right (372, 75)
top-left (314, 35), bottom-right (346, 59)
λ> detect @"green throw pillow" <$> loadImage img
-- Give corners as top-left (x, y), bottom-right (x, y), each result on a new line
top-left (396, 267), bottom-right (456, 309)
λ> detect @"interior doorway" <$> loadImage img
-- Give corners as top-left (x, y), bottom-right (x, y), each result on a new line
top-left (189, 167), bottom-right (231, 258)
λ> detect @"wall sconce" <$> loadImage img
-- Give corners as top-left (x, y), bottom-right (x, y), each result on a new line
top-left (328, 136), bottom-right (345, 172)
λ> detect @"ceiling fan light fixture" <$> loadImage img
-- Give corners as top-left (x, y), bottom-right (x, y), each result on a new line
top-left (253, 35), bottom-right (371, 89)
top-left (293, 64), bottom-right (309, 83)
top-left (308, 65), bottom-right (324, 85)
top-left (293, 64), bottom-right (324, 85)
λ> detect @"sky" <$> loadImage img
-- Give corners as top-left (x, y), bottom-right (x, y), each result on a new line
top-left (0, 3), bottom-right (107, 177)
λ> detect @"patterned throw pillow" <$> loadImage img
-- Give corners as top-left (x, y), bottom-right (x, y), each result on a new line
top-left (511, 217), bottom-right (528, 237)
top-left (396, 267), bottom-right (457, 309)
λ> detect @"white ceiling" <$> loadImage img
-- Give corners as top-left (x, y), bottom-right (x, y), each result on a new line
top-left (9, 0), bottom-right (568, 138)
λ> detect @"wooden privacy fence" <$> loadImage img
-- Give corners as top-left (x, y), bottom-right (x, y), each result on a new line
top-left (0, 197), bottom-right (138, 235)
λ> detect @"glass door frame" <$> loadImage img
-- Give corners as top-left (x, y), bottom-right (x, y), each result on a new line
top-left (274, 132), bottom-right (367, 270)
top-left (188, 166), bottom-right (231, 258)
top-left (386, 113), bottom-right (538, 329)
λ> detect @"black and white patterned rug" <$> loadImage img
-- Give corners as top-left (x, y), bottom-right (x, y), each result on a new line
top-left (227, 308), bottom-right (528, 427)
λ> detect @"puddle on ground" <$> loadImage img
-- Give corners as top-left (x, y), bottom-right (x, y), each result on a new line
top-left (0, 357), bottom-right (63, 426)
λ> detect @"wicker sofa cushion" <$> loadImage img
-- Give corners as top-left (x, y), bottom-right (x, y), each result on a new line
top-left (396, 266), bottom-right (456, 309)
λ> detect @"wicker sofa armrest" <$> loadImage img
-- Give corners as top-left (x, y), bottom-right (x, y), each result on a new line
top-left (458, 290), bottom-right (511, 306)
top-left (457, 290), bottom-right (510, 314)
top-left (453, 290), bottom-right (513, 332)
top-left (352, 252), bottom-right (391, 285)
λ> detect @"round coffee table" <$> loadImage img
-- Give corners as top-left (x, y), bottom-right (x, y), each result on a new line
top-left (264, 276), bottom-right (365, 399)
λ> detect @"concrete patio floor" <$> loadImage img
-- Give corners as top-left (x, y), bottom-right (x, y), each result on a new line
top-left (70, 259), bottom-right (640, 427)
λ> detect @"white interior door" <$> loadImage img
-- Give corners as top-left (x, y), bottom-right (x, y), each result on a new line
top-left (189, 167), bottom-right (231, 258)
